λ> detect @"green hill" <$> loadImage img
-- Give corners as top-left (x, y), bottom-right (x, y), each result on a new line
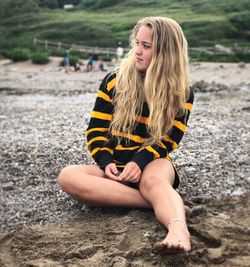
top-left (0, 0), bottom-right (250, 58)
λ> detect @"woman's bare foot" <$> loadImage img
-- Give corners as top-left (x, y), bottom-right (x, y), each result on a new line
top-left (153, 220), bottom-right (191, 254)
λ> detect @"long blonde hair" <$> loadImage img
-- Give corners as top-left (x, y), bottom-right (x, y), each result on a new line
top-left (110, 17), bottom-right (190, 146)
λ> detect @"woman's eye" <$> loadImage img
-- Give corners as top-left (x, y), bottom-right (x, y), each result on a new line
top-left (135, 41), bottom-right (151, 48)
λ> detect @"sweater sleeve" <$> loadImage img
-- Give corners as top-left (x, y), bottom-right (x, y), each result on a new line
top-left (85, 72), bottom-right (116, 170)
top-left (132, 89), bottom-right (194, 171)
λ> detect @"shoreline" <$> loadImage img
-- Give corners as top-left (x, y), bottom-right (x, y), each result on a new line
top-left (1, 58), bottom-right (250, 90)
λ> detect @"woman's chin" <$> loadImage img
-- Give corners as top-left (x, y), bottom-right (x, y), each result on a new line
top-left (135, 64), bottom-right (147, 72)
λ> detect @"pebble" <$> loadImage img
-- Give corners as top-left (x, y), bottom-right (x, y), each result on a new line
top-left (230, 187), bottom-right (246, 196)
top-left (191, 80), bottom-right (229, 93)
top-left (207, 248), bottom-right (225, 264)
top-left (143, 231), bottom-right (151, 237)
top-left (215, 213), bottom-right (230, 220)
top-left (238, 62), bottom-right (246, 68)
top-left (113, 257), bottom-right (128, 267)
top-left (2, 182), bottom-right (14, 190)
top-left (190, 206), bottom-right (207, 217)
top-left (191, 196), bottom-right (212, 205)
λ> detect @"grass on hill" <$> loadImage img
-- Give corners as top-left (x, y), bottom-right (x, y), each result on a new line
top-left (0, 0), bottom-right (249, 62)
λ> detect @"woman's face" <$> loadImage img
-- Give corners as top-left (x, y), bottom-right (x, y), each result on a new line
top-left (135, 25), bottom-right (153, 72)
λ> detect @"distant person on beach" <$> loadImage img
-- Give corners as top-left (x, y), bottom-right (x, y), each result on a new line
top-left (87, 53), bottom-right (100, 72)
top-left (63, 50), bottom-right (70, 72)
top-left (116, 41), bottom-right (124, 61)
top-left (86, 54), bottom-right (93, 72)
top-left (74, 63), bottom-right (81, 72)
top-left (98, 61), bottom-right (107, 72)
top-left (58, 17), bottom-right (194, 254)
top-left (87, 54), bottom-right (107, 72)
top-left (92, 53), bottom-right (99, 71)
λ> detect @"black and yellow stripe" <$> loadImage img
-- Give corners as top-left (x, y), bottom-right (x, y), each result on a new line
top-left (85, 71), bottom-right (194, 171)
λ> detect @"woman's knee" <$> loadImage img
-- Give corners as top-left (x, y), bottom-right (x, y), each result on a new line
top-left (57, 165), bottom-right (79, 192)
top-left (139, 162), bottom-right (175, 193)
top-left (140, 159), bottom-right (175, 191)
top-left (57, 164), bottom-right (103, 193)
top-left (140, 172), bottom-right (163, 192)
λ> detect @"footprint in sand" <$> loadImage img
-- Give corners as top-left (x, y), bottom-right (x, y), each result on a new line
top-left (64, 244), bottom-right (103, 260)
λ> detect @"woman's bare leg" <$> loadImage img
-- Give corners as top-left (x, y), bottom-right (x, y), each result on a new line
top-left (57, 164), bottom-right (151, 208)
top-left (139, 158), bottom-right (191, 254)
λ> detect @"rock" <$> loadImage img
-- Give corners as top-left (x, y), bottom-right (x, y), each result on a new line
top-left (0, 59), bottom-right (13, 65)
top-left (238, 62), bottom-right (246, 68)
top-left (113, 257), bottom-right (128, 267)
top-left (2, 182), bottom-right (14, 190)
top-left (191, 196), bottom-right (212, 204)
top-left (26, 259), bottom-right (63, 267)
top-left (214, 44), bottom-right (232, 55)
top-left (131, 260), bottom-right (145, 267)
top-left (143, 231), bottom-right (151, 237)
top-left (191, 80), bottom-right (229, 93)
top-left (81, 204), bottom-right (91, 213)
top-left (64, 245), bottom-right (102, 260)
top-left (190, 205), bottom-right (207, 217)
top-left (230, 188), bottom-right (246, 196)
top-left (207, 248), bottom-right (225, 264)
top-left (242, 106), bottom-right (250, 111)
top-left (215, 213), bottom-right (230, 220)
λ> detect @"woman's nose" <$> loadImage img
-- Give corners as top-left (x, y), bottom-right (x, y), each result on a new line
top-left (135, 45), bottom-right (142, 55)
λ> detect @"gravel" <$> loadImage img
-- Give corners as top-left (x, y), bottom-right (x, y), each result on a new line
top-left (0, 75), bottom-right (249, 232)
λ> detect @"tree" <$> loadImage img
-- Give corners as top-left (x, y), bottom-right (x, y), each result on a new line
top-left (77, 0), bottom-right (125, 10)
top-left (39, 0), bottom-right (58, 9)
top-left (0, 0), bottom-right (39, 18)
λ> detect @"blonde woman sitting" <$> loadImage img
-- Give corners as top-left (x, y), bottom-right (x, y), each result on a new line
top-left (58, 16), bottom-right (194, 254)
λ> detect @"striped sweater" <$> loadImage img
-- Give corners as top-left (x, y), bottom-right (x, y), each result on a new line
top-left (86, 72), bottom-right (194, 171)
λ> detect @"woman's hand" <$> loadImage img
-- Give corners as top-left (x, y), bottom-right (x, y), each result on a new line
top-left (118, 161), bottom-right (141, 183)
top-left (105, 163), bottom-right (120, 181)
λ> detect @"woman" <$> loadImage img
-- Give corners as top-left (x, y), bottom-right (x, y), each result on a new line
top-left (58, 16), bottom-right (194, 254)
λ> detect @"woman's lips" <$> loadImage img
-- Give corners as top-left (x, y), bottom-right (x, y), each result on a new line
top-left (136, 58), bottom-right (143, 62)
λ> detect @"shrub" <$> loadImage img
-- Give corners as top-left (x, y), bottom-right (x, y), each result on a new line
top-left (235, 53), bottom-right (250, 63)
top-left (49, 48), bottom-right (65, 57)
top-left (80, 52), bottom-right (91, 60)
top-left (0, 0), bottom-right (38, 19)
top-left (229, 12), bottom-right (250, 40)
top-left (70, 49), bottom-right (82, 58)
top-left (69, 55), bottom-right (80, 66)
top-left (189, 51), bottom-right (250, 63)
top-left (31, 52), bottom-right (50, 64)
top-left (39, 0), bottom-right (58, 9)
top-left (59, 55), bottom-right (81, 66)
top-left (101, 54), bottom-right (113, 62)
top-left (6, 48), bottom-right (30, 61)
